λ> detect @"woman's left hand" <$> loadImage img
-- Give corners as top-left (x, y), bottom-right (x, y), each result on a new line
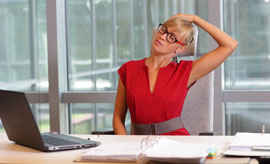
top-left (172, 13), bottom-right (197, 23)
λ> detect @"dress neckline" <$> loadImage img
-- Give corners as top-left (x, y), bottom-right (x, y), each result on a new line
top-left (142, 58), bottom-right (176, 95)
top-left (142, 58), bottom-right (176, 69)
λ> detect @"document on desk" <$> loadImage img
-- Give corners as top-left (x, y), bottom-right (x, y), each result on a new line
top-left (223, 132), bottom-right (270, 156)
top-left (80, 141), bottom-right (143, 162)
top-left (142, 138), bottom-right (209, 163)
top-left (79, 138), bottom-right (211, 163)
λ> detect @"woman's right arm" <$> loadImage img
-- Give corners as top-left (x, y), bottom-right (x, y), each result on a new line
top-left (113, 79), bottom-right (128, 135)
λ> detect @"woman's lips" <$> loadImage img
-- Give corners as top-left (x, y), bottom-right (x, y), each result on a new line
top-left (155, 40), bottom-right (163, 46)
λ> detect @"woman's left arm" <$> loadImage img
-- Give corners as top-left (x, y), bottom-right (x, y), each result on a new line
top-left (184, 15), bottom-right (238, 87)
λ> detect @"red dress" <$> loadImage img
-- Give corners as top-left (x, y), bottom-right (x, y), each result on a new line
top-left (118, 58), bottom-right (193, 135)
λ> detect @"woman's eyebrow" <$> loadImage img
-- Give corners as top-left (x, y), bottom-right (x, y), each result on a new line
top-left (170, 32), bottom-right (176, 36)
top-left (166, 26), bottom-right (179, 39)
top-left (167, 27), bottom-right (177, 36)
top-left (170, 31), bottom-right (178, 39)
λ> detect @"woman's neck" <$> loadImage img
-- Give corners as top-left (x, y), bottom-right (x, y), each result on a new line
top-left (146, 52), bottom-right (173, 69)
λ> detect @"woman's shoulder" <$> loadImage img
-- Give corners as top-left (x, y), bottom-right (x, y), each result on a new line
top-left (121, 58), bottom-right (146, 68)
top-left (173, 60), bottom-right (193, 73)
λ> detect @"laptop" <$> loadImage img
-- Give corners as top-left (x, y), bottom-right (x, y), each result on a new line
top-left (0, 90), bottom-right (101, 152)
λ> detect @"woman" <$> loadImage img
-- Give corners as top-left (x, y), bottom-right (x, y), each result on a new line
top-left (113, 14), bottom-right (238, 135)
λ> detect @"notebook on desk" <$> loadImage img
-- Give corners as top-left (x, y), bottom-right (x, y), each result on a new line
top-left (0, 90), bottom-right (101, 152)
top-left (78, 137), bottom-right (211, 163)
top-left (223, 132), bottom-right (270, 157)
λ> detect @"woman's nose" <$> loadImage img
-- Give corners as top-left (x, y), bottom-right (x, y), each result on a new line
top-left (160, 33), bottom-right (167, 40)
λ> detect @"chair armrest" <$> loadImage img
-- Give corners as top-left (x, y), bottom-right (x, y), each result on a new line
top-left (91, 130), bottom-right (115, 135)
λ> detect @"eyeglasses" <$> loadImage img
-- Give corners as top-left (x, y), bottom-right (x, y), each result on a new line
top-left (158, 23), bottom-right (186, 46)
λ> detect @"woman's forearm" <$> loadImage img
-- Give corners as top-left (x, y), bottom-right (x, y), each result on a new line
top-left (180, 14), bottom-right (239, 85)
top-left (112, 79), bottom-right (128, 135)
top-left (193, 15), bottom-right (238, 50)
top-left (113, 117), bottom-right (127, 135)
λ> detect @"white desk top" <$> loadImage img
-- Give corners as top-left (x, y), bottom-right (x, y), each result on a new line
top-left (0, 133), bottom-right (258, 164)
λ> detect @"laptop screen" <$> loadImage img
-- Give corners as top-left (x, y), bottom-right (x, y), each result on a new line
top-left (0, 90), bottom-right (46, 151)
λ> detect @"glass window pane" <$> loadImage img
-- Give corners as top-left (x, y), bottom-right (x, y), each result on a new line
top-left (70, 104), bottom-right (95, 134)
top-left (225, 102), bottom-right (270, 135)
top-left (66, 0), bottom-right (117, 91)
top-left (116, 0), bottom-right (130, 65)
top-left (0, 120), bottom-right (4, 133)
top-left (70, 103), bottom-right (131, 134)
top-left (95, 0), bottom-right (113, 70)
top-left (224, 0), bottom-right (270, 90)
top-left (31, 104), bottom-right (50, 133)
top-left (196, 0), bottom-right (211, 56)
top-left (66, 0), bottom-right (93, 91)
top-left (0, 0), bottom-right (48, 92)
top-left (158, 0), bottom-right (166, 22)
top-left (133, 0), bottom-right (146, 60)
top-left (95, 0), bottom-right (115, 91)
top-left (66, 0), bottom-right (208, 92)
top-left (66, 1), bottom-right (211, 133)
top-left (0, 1), bottom-right (48, 134)
top-left (168, 1), bottom-right (175, 18)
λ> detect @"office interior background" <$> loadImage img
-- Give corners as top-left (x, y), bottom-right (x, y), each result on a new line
top-left (0, 0), bottom-right (269, 135)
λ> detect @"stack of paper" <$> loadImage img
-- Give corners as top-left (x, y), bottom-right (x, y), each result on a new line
top-left (80, 138), bottom-right (211, 163)
top-left (143, 138), bottom-right (209, 163)
top-left (223, 132), bottom-right (270, 157)
top-left (81, 141), bottom-right (144, 162)
top-left (229, 133), bottom-right (270, 150)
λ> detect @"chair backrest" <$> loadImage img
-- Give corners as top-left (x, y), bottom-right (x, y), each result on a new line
top-left (181, 72), bottom-right (214, 135)
top-left (178, 25), bottom-right (214, 135)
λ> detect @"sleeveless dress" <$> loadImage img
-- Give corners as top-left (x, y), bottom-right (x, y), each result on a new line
top-left (118, 58), bottom-right (193, 135)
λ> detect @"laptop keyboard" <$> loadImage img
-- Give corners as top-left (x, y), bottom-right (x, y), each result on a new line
top-left (42, 135), bottom-right (79, 146)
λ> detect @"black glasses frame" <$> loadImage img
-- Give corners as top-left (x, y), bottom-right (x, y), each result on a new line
top-left (158, 23), bottom-right (186, 46)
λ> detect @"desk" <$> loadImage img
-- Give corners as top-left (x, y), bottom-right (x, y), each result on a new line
top-left (0, 133), bottom-right (258, 164)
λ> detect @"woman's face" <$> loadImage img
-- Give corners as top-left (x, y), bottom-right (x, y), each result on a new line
top-left (151, 25), bottom-right (184, 55)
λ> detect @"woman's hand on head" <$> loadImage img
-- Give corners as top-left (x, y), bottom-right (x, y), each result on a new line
top-left (172, 13), bottom-right (197, 23)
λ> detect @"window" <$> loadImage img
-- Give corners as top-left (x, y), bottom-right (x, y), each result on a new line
top-left (0, 0), bottom-right (48, 132)
top-left (65, 0), bottom-right (209, 134)
top-left (0, 0), bottom-right (48, 92)
top-left (226, 103), bottom-right (270, 135)
top-left (4, 0), bottom-right (266, 136)
top-left (31, 104), bottom-right (50, 132)
top-left (70, 103), bottom-right (131, 134)
top-left (223, 0), bottom-right (270, 135)
top-left (66, 0), bottom-right (210, 92)
top-left (224, 0), bottom-right (270, 90)
top-left (0, 0), bottom-right (210, 134)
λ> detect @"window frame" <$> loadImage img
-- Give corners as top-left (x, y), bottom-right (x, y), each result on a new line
top-left (21, 0), bottom-right (270, 135)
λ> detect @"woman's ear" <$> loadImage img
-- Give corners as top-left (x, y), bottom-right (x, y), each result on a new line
top-left (174, 46), bottom-right (187, 54)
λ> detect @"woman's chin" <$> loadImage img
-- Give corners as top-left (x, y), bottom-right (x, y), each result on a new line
top-left (151, 46), bottom-right (169, 55)
top-left (152, 45), bottom-right (163, 52)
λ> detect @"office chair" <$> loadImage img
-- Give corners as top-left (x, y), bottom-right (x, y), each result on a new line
top-left (92, 25), bottom-right (214, 135)
top-left (181, 72), bottom-right (214, 135)
top-left (174, 26), bottom-right (214, 135)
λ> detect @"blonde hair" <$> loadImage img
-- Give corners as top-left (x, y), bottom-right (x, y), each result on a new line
top-left (163, 16), bottom-right (194, 47)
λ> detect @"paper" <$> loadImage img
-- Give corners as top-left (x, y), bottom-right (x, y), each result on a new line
top-left (229, 133), bottom-right (270, 150)
top-left (223, 132), bottom-right (270, 157)
top-left (80, 138), bottom-right (211, 163)
top-left (143, 138), bottom-right (209, 163)
top-left (223, 149), bottom-right (270, 157)
top-left (81, 141), bottom-right (144, 162)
